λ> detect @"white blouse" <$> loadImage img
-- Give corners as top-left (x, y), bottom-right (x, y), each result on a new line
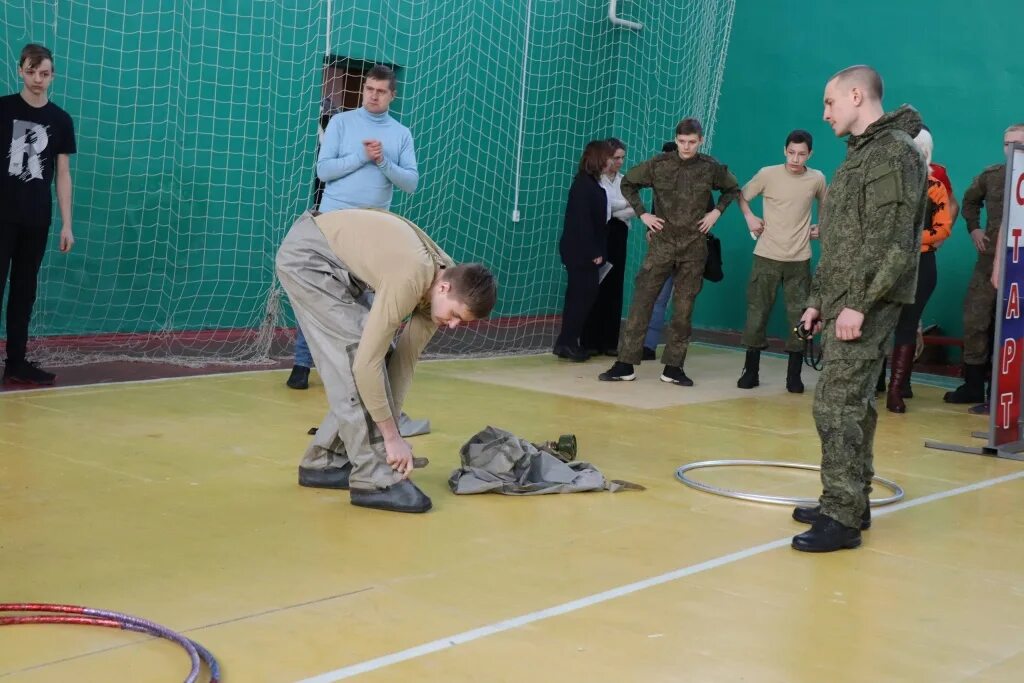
top-left (600, 172), bottom-right (636, 222)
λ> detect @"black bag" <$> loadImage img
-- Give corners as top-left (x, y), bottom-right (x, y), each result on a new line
top-left (703, 233), bottom-right (723, 282)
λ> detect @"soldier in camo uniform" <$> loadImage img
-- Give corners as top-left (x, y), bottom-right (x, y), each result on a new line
top-left (598, 117), bottom-right (739, 386)
top-left (944, 123), bottom-right (1024, 406)
top-left (791, 66), bottom-right (927, 553)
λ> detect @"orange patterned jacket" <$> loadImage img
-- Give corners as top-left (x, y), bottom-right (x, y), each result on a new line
top-left (921, 174), bottom-right (951, 253)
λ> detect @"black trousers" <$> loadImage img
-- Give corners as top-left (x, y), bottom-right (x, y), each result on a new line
top-left (894, 250), bottom-right (937, 346)
top-left (1, 221), bottom-right (49, 365)
top-left (556, 263), bottom-right (601, 349)
top-left (581, 218), bottom-right (628, 352)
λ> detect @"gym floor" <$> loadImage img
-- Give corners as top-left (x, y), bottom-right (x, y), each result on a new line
top-left (1, 345), bottom-right (1022, 682)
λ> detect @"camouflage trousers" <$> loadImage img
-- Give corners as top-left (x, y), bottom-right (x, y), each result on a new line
top-left (962, 255), bottom-right (996, 365)
top-left (741, 256), bottom-right (810, 353)
top-left (618, 242), bottom-right (705, 367)
top-left (814, 302), bottom-right (902, 529)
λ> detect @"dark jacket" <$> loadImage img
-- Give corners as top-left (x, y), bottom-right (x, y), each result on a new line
top-left (559, 172), bottom-right (608, 268)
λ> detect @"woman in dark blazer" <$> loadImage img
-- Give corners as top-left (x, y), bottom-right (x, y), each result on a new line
top-left (554, 140), bottom-right (612, 361)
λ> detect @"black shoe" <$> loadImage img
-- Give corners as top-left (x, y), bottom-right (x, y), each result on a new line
top-left (598, 361), bottom-right (636, 381)
top-left (901, 382), bottom-right (913, 399)
top-left (287, 365), bottom-right (310, 389)
top-left (3, 360), bottom-right (56, 386)
top-left (944, 364), bottom-right (987, 404)
top-left (786, 351), bottom-right (804, 394)
top-left (792, 504), bottom-right (871, 530)
top-left (553, 344), bottom-right (589, 362)
top-left (791, 514), bottom-right (862, 553)
top-left (642, 346), bottom-right (656, 361)
top-left (737, 349), bottom-right (760, 389)
top-left (603, 348), bottom-right (619, 357)
top-left (298, 463), bottom-right (352, 489)
top-left (968, 402), bottom-right (989, 415)
top-left (660, 365), bottom-right (693, 386)
top-left (350, 479), bottom-right (432, 513)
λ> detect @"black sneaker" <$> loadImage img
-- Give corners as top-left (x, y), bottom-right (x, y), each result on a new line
top-left (642, 346), bottom-right (656, 361)
top-left (660, 365), bottom-right (693, 386)
top-left (598, 361), bottom-right (636, 381)
top-left (286, 365), bottom-right (310, 389)
top-left (3, 360), bottom-right (56, 386)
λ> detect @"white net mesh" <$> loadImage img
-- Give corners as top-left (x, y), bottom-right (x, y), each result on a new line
top-left (0, 0), bottom-right (736, 367)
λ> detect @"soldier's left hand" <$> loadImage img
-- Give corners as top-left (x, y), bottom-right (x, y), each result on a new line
top-left (697, 208), bottom-right (721, 234)
top-left (835, 308), bottom-right (864, 341)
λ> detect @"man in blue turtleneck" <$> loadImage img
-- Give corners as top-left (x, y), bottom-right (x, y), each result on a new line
top-left (288, 65), bottom-right (419, 388)
top-left (316, 65), bottom-right (418, 213)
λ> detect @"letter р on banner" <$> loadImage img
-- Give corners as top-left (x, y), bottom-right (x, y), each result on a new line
top-left (993, 144), bottom-right (1024, 446)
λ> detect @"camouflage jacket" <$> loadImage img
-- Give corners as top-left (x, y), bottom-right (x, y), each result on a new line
top-left (621, 152), bottom-right (739, 252)
top-left (808, 105), bottom-right (928, 318)
top-left (961, 163), bottom-right (1005, 259)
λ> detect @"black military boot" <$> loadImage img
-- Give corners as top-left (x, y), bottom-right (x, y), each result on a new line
top-left (792, 504), bottom-right (871, 530)
top-left (786, 351), bottom-right (804, 393)
top-left (944, 364), bottom-right (987, 404)
top-left (736, 349), bottom-right (760, 389)
top-left (791, 514), bottom-right (862, 552)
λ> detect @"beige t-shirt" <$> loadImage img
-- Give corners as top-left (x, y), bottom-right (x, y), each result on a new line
top-left (314, 209), bottom-right (455, 423)
top-left (742, 164), bottom-right (827, 262)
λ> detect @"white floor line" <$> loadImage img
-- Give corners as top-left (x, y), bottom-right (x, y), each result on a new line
top-left (295, 468), bottom-right (1024, 683)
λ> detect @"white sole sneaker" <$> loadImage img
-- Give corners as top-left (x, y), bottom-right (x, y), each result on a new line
top-left (599, 372), bottom-right (636, 381)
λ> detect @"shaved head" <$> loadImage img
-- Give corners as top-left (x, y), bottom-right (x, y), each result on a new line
top-left (822, 65), bottom-right (886, 137)
top-left (829, 65), bottom-right (884, 102)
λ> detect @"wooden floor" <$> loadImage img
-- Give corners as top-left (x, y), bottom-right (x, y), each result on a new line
top-left (1, 346), bottom-right (1022, 682)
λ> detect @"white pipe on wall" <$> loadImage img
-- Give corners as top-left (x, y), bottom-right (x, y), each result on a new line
top-left (609, 0), bottom-right (643, 30)
top-left (511, 0), bottom-right (533, 222)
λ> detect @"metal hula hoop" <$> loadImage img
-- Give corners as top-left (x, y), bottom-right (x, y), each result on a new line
top-left (675, 459), bottom-right (904, 507)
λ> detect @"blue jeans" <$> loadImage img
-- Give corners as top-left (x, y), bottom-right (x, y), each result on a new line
top-left (643, 276), bottom-right (673, 350)
top-left (294, 325), bottom-right (314, 368)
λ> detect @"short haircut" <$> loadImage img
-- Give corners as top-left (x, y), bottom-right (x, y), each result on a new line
top-left (1006, 122), bottom-right (1024, 135)
top-left (444, 264), bottom-right (497, 319)
top-left (830, 64), bottom-right (883, 101)
top-left (19, 43), bottom-right (53, 70)
top-left (578, 139), bottom-right (612, 177)
top-left (365, 64), bottom-right (397, 92)
top-left (785, 129), bottom-right (813, 151)
top-left (662, 141), bottom-right (676, 153)
top-left (675, 118), bottom-right (704, 138)
top-left (606, 137), bottom-right (626, 153)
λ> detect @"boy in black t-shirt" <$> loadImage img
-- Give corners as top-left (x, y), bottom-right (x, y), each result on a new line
top-left (0, 44), bottom-right (76, 385)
